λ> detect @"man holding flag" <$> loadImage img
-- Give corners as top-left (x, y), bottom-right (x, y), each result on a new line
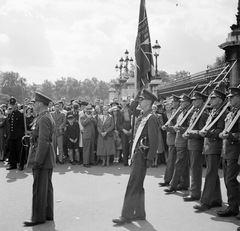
top-left (112, 0), bottom-right (159, 225)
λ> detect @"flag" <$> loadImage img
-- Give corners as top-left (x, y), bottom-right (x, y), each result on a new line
top-left (135, 0), bottom-right (154, 91)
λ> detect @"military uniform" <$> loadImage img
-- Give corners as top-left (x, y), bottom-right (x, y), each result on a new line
top-left (185, 91), bottom-right (208, 200)
top-left (113, 90), bottom-right (159, 224)
top-left (199, 90), bottom-right (227, 208)
top-left (217, 87), bottom-right (240, 217)
top-left (24, 92), bottom-right (55, 226)
top-left (7, 97), bottom-right (25, 169)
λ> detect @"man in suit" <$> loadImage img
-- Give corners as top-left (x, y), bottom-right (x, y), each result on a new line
top-left (183, 91), bottom-right (208, 202)
top-left (6, 96), bottom-right (25, 170)
top-left (23, 92), bottom-right (55, 227)
top-left (51, 101), bottom-right (66, 164)
top-left (159, 95), bottom-right (180, 186)
top-left (194, 89), bottom-right (226, 211)
top-left (80, 105), bottom-right (96, 167)
top-left (112, 90), bottom-right (159, 225)
top-left (217, 87), bottom-right (240, 217)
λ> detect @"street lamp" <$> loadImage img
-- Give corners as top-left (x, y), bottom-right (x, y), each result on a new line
top-left (152, 40), bottom-right (161, 78)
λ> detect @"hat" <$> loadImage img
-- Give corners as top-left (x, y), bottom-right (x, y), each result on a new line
top-left (191, 91), bottom-right (208, 101)
top-left (171, 94), bottom-right (181, 102)
top-left (34, 92), bottom-right (52, 105)
top-left (122, 98), bottom-right (128, 102)
top-left (80, 101), bottom-right (88, 106)
top-left (110, 101), bottom-right (119, 106)
top-left (139, 89), bottom-right (158, 102)
top-left (210, 89), bottom-right (226, 100)
top-left (227, 87), bottom-right (240, 97)
top-left (67, 114), bottom-right (74, 119)
top-left (158, 95), bottom-right (166, 101)
top-left (180, 94), bottom-right (192, 102)
top-left (111, 105), bottom-right (120, 112)
top-left (85, 105), bottom-right (93, 111)
top-left (9, 96), bottom-right (17, 105)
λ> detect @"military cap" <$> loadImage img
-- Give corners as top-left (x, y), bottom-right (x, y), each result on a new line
top-left (170, 94), bottom-right (181, 102)
top-left (34, 92), bottom-right (52, 105)
top-left (67, 114), bottom-right (74, 119)
top-left (139, 89), bottom-right (158, 102)
top-left (210, 89), bottom-right (226, 100)
top-left (9, 96), bottom-right (17, 105)
top-left (180, 94), bottom-right (192, 102)
top-left (227, 87), bottom-right (240, 97)
top-left (158, 95), bottom-right (166, 100)
top-left (191, 91), bottom-right (208, 101)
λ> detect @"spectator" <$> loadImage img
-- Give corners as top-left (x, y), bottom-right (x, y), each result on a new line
top-left (97, 105), bottom-right (115, 167)
top-left (0, 108), bottom-right (7, 161)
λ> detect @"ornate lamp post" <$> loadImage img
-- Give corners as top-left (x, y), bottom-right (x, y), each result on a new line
top-left (152, 40), bottom-right (161, 78)
top-left (114, 50), bottom-right (134, 100)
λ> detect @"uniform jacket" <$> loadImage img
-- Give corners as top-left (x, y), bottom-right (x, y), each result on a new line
top-left (32, 110), bottom-right (56, 169)
top-left (80, 114), bottom-right (96, 140)
top-left (188, 107), bottom-right (208, 151)
top-left (51, 110), bottom-right (66, 136)
top-left (222, 109), bottom-right (240, 159)
top-left (203, 109), bottom-right (226, 155)
top-left (7, 109), bottom-right (25, 140)
top-left (135, 111), bottom-right (159, 161)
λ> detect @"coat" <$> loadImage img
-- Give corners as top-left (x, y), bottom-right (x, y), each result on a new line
top-left (51, 110), bottom-right (66, 137)
top-left (80, 114), bottom-right (96, 140)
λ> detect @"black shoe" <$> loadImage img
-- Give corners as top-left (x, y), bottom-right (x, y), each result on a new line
top-left (6, 165), bottom-right (17, 170)
top-left (210, 202), bottom-right (222, 208)
top-left (159, 182), bottom-right (169, 187)
top-left (124, 164), bottom-right (128, 166)
top-left (176, 186), bottom-right (188, 191)
top-left (112, 216), bottom-right (131, 225)
top-left (23, 220), bottom-right (45, 226)
top-left (183, 195), bottom-right (199, 202)
top-left (193, 203), bottom-right (210, 211)
top-left (69, 161), bottom-right (76, 165)
top-left (237, 227), bottom-right (240, 231)
top-left (217, 208), bottom-right (238, 217)
top-left (18, 165), bottom-right (24, 171)
top-left (46, 217), bottom-right (53, 221)
top-left (83, 164), bottom-right (91, 168)
top-left (58, 161), bottom-right (64, 165)
top-left (131, 216), bottom-right (146, 221)
top-left (164, 186), bottom-right (176, 193)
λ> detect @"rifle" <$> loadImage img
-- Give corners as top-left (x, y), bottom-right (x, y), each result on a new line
top-left (162, 83), bottom-right (199, 129)
top-left (183, 61), bottom-right (236, 136)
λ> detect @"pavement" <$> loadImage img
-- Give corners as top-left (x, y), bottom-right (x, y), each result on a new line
top-left (0, 161), bottom-right (239, 231)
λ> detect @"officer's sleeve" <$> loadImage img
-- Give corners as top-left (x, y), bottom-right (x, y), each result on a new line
top-left (146, 115), bottom-right (159, 161)
top-left (35, 116), bottom-right (52, 166)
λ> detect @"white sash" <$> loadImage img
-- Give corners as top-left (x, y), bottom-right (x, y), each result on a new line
top-left (130, 113), bottom-right (152, 160)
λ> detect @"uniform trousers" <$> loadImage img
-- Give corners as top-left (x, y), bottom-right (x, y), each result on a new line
top-left (200, 154), bottom-right (222, 206)
top-left (32, 168), bottom-right (54, 222)
top-left (121, 121), bottom-right (131, 165)
top-left (164, 145), bottom-right (177, 183)
top-left (121, 150), bottom-right (147, 219)
top-left (53, 135), bottom-right (64, 162)
top-left (8, 138), bottom-right (22, 167)
top-left (83, 138), bottom-right (95, 165)
top-left (170, 147), bottom-right (190, 189)
top-left (222, 158), bottom-right (240, 213)
top-left (189, 150), bottom-right (203, 199)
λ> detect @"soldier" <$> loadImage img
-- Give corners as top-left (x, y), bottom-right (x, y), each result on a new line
top-left (183, 91), bottom-right (208, 202)
top-left (159, 95), bottom-right (180, 187)
top-left (23, 92), bottom-right (55, 226)
top-left (6, 96), bottom-right (25, 170)
top-left (217, 87), bottom-right (240, 217)
top-left (194, 89), bottom-right (226, 211)
top-left (112, 90), bottom-right (159, 225)
top-left (164, 94), bottom-right (191, 193)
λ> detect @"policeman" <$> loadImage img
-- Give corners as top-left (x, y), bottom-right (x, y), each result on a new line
top-left (112, 89), bottom-right (159, 225)
top-left (23, 92), bottom-right (55, 226)
top-left (217, 87), bottom-right (240, 217)
top-left (194, 89), bottom-right (226, 211)
top-left (6, 96), bottom-right (25, 170)
top-left (183, 91), bottom-right (208, 201)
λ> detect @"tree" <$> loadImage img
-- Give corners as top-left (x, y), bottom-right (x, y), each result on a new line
top-left (40, 80), bottom-right (54, 100)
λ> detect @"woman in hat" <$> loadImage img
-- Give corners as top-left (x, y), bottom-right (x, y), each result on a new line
top-left (97, 105), bottom-right (116, 167)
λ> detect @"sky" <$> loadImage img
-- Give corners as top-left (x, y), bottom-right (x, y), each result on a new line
top-left (0, 0), bottom-right (238, 85)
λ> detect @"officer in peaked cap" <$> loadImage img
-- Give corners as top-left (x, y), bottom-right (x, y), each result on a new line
top-left (6, 96), bottom-right (25, 170)
top-left (34, 92), bottom-right (52, 105)
top-left (23, 91), bottom-right (55, 226)
top-left (191, 91), bottom-right (208, 101)
top-left (180, 93), bottom-right (192, 103)
top-left (138, 89), bottom-right (158, 102)
top-left (113, 88), bottom-right (159, 225)
top-left (210, 89), bottom-right (226, 101)
top-left (226, 86), bottom-right (240, 97)
top-left (171, 94), bottom-right (181, 102)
